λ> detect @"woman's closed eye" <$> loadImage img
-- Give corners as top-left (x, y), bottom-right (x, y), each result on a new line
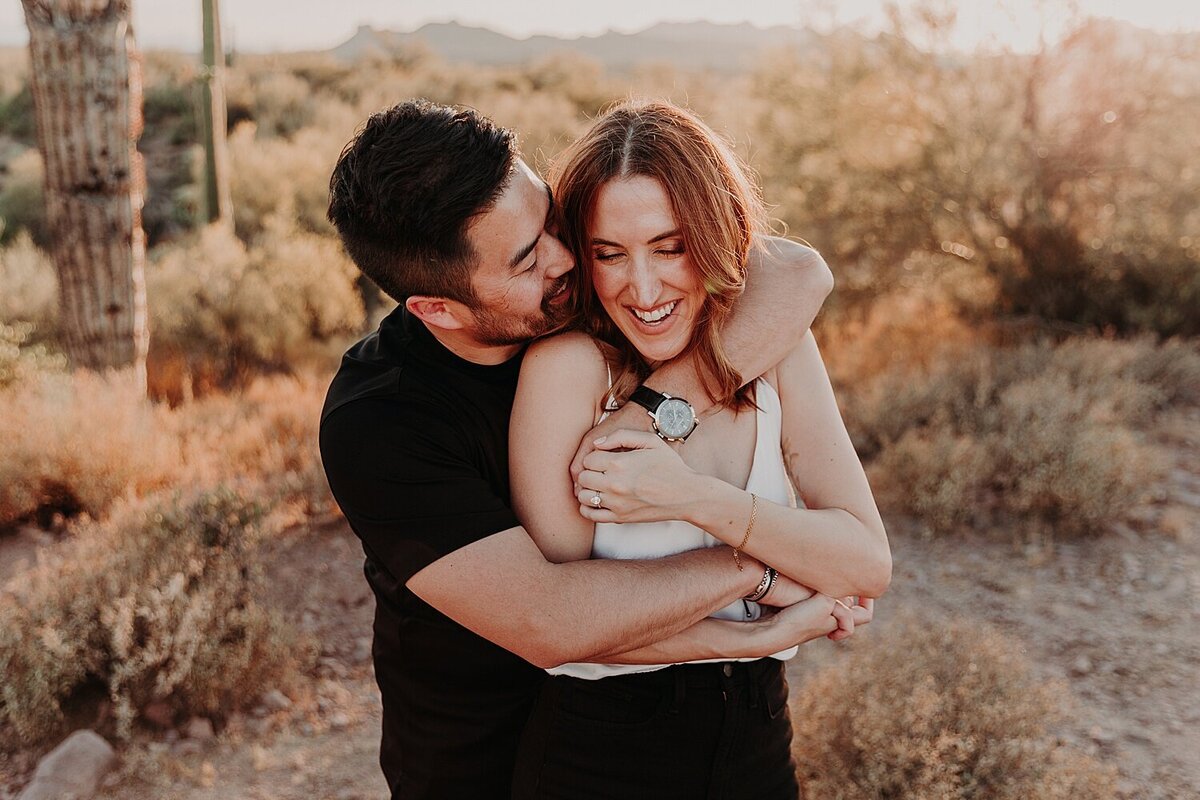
top-left (594, 247), bottom-right (684, 262)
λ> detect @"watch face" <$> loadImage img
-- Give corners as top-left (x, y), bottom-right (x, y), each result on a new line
top-left (656, 398), bottom-right (695, 438)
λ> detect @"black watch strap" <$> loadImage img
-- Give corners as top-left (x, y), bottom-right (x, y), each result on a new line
top-left (630, 385), bottom-right (666, 413)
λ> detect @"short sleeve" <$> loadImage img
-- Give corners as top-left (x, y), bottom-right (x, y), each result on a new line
top-left (319, 398), bottom-right (520, 587)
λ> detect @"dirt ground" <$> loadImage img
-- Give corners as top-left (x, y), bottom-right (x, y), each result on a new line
top-left (2, 407), bottom-right (1197, 799)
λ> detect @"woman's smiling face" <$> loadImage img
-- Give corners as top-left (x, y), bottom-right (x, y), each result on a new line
top-left (590, 175), bottom-right (705, 364)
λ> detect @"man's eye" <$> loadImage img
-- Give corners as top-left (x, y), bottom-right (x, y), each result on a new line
top-left (524, 260), bottom-right (538, 274)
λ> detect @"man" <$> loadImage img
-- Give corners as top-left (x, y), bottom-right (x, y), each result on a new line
top-left (319, 100), bottom-right (850, 799)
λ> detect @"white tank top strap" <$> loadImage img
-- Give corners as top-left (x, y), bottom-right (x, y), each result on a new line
top-left (595, 339), bottom-right (617, 424)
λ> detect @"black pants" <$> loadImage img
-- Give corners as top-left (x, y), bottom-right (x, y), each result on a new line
top-left (512, 659), bottom-right (801, 800)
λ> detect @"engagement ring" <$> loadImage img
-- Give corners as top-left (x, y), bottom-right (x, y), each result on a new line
top-left (590, 494), bottom-right (603, 507)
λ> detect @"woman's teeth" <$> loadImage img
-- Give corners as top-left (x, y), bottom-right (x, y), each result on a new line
top-left (631, 301), bottom-right (677, 324)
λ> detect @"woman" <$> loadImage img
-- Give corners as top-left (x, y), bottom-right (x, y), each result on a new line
top-left (509, 100), bottom-right (890, 798)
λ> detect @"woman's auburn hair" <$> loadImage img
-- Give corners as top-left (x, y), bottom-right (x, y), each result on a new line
top-left (550, 99), bottom-right (768, 412)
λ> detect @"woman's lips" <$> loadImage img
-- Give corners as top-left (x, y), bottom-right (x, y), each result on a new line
top-left (625, 300), bottom-right (681, 334)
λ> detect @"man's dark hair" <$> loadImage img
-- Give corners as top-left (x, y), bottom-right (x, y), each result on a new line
top-left (327, 99), bottom-right (517, 305)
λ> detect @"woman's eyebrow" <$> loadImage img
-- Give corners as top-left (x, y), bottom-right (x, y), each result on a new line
top-left (591, 229), bottom-right (680, 247)
top-left (647, 229), bottom-right (681, 244)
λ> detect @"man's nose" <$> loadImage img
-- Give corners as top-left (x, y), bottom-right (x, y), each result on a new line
top-left (546, 236), bottom-right (574, 279)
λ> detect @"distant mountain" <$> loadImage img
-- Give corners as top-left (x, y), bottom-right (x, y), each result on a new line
top-left (329, 18), bottom-right (1198, 76)
top-left (329, 21), bottom-right (817, 73)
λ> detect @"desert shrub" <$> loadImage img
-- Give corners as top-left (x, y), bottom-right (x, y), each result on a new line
top-left (168, 374), bottom-right (334, 518)
top-left (0, 148), bottom-right (47, 245)
top-left (746, 18), bottom-right (1200, 335)
top-left (0, 230), bottom-right (57, 331)
top-left (819, 292), bottom-right (982, 395)
top-left (0, 321), bottom-right (64, 389)
top-left (143, 73), bottom-right (198, 148)
top-left (791, 617), bottom-right (1118, 799)
top-left (148, 220), bottom-right (363, 383)
top-left (847, 335), bottom-right (1198, 459)
top-left (1052, 335), bottom-right (1200, 409)
top-left (0, 360), bottom-right (334, 530)
top-left (0, 83), bottom-right (35, 144)
top-left (0, 370), bottom-right (176, 528)
top-left (227, 122), bottom-right (343, 238)
top-left (248, 70), bottom-right (318, 139)
top-left (870, 377), bottom-right (1160, 535)
top-left (843, 335), bottom-right (1186, 536)
top-left (0, 487), bottom-right (307, 746)
top-left (521, 52), bottom-right (615, 117)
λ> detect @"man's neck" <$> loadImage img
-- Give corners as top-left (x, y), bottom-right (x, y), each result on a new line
top-left (423, 323), bottom-right (523, 366)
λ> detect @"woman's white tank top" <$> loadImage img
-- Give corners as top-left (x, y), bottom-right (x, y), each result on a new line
top-left (549, 375), bottom-right (800, 679)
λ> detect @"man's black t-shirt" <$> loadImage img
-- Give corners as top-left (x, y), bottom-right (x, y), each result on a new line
top-left (319, 307), bottom-right (545, 799)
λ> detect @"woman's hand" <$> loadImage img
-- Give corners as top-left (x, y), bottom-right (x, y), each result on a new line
top-left (575, 430), bottom-right (702, 523)
top-left (827, 597), bottom-right (875, 641)
top-left (753, 593), bottom-right (841, 651)
top-left (569, 404), bottom-right (652, 485)
top-left (753, 594), bottom-right (876, 653)
top-left (762, 575), bottom-right (875, 640)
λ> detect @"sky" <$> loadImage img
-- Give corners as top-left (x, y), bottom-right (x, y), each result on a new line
top-left (1, 0), bottom-right (1197, 53)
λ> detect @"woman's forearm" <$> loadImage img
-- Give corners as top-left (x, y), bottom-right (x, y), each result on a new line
top-left (586, 618), bottom-right (760, 664)
top-left (683, 474), bottom-right (892, 599)
top-left (588, 589), bottom-right (844, 665)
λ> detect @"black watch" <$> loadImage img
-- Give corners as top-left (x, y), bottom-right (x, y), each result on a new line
top-left (630, 386), bottom-right (698, 442)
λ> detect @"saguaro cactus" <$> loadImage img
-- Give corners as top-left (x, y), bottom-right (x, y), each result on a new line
top-left (20, 0), bottom-right (148, 388)
top-left (201, 0), bottom-right (232, 227)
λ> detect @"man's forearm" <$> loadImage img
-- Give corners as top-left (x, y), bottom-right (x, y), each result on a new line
top-left (587, 589), bottom-right (848, 665)
top-left (541, 546), bottom-right (764, 667)
top-left (408, 528), bottom-right (765, 669)
top-left (643, 238), bottom-right (831, 411)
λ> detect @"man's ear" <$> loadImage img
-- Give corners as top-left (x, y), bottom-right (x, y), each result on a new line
top-left (406, 296), bottom-right (473, 332)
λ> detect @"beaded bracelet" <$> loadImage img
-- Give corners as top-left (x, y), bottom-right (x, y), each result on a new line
top-left (745, 566), bottom-right (776, 603)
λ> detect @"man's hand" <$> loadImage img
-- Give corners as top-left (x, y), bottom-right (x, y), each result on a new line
top-left (575, 430), bottom-right (698, 524)
top-left (570, 405), bottom-right (652, 485)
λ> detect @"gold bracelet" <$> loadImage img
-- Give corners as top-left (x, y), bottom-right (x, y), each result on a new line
top-left (733, 493), bottom-right (758, 571)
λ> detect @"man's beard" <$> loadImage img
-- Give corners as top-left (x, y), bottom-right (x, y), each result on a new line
top-left (470, 278), bottom-right (571, 347)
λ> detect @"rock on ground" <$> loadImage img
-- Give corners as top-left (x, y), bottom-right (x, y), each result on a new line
top-left (183, 717), bottom-right (215, 741)
top-left (17, 730), bottom-right (116, 800)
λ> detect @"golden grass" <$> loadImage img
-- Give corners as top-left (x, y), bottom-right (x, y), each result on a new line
top-left (0, 366), bottom-right (334, 530)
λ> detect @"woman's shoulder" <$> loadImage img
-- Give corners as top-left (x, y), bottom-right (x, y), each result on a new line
top-left (517, 332), bottom-right (610, 421)
top-left (524, 331), bottom-right (607, 369)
